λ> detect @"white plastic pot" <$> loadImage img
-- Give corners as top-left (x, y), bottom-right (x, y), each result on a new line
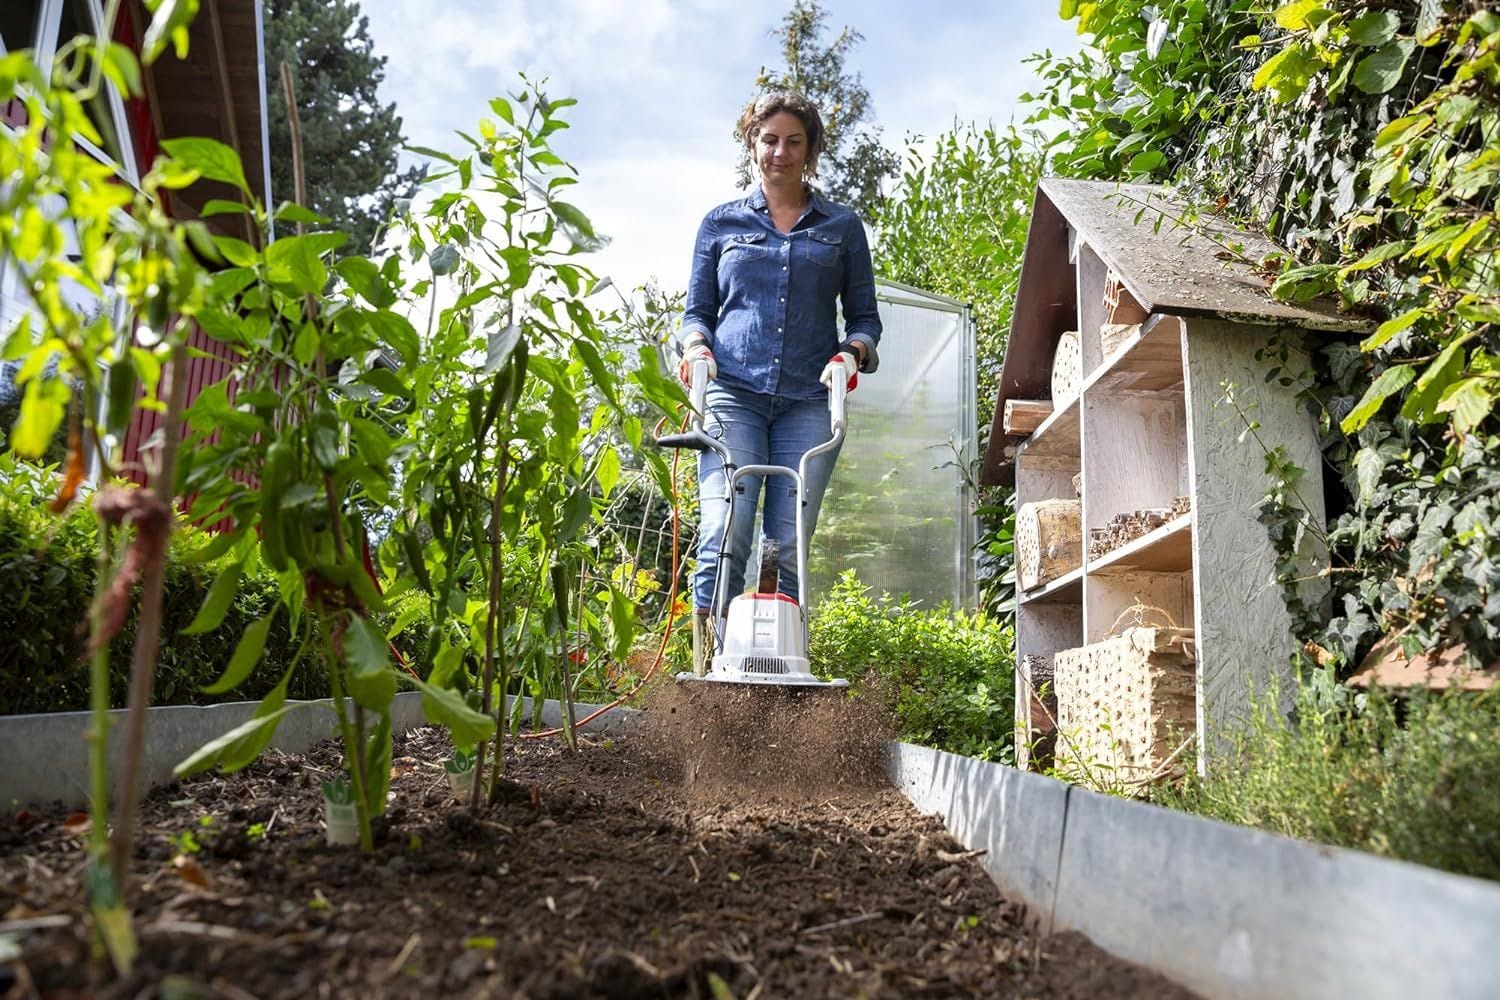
top-left (447, 768), bottom-right (476, 799)
top-left (324, 799), bottom-right (358, 847)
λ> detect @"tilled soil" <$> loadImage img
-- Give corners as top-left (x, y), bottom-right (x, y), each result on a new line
top-left (1, 690), bottom-right (1196, 998)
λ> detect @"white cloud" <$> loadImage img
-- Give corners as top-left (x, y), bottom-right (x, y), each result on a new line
top-left (365, 1), bottom-right (1083, 293)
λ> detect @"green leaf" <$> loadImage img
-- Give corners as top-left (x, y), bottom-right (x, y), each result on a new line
top-left (1374, 114), bottom-right (1429, 150)
top-left (1353, 447), bottom-right (1384, 506)
top-left (558, 488), bottom-right (593, 544)
top-left (1361, 308), bottom-right (1423, 352)
top-left (489, 97), bottom-right (515, 125)
top-left (596, 445), bottom-right (620, 498)
top-left (1273, 0), bottom-right (1322, 31)
top-left (413, 678), bottom-right (496, 753)
top-left (1399, 336), bottom-right (1469, 424)
top-left (1269, 264), bottom-right (1338, 303)
top-left (363, 713), bottom-right (392, 817)
top-left (335, 256), bottom-right (396, 308)
top-left (200, 610), bottom-right (276, 694)
top-left (181, 560), bottom-right (246, 635)
top-left (160, 137), bottom-right (248, 193)
top-left (101, 41), bottom-right (143, 97)
top-left (606, 585), bottom-right (635, 661)
top-left (485, 323), bottom-right (522, 374)
top-left (1435, 377), bottom-right (1495, 434)
top-left (367, 311), bottom-right (420, 366)
top-left (429, 244), bottom-right (460, 276)
top-left (265, 233), bottom-right (347, 294)
top-left (1127, 150), bottom-right (1168, 174)
top-left (174, 699), bottom-right (304, 777)
top-left (1060, 0), bottom-right (1078, 19)
top-left (199, 198), bottom-right (250, 218)
top-left (345, 614), bottom-right (390, 676)
top-left (1352, 39), bottom-right (1414, 95)
top-left (1341, 365), bottom-right (1415, 433)
top-left (1339, 241), bottom-right (1409, 277)
top-left (1251, 43), bottom-right (1319, 103)
top-left (273, 202), bottom-right (328, 226)
top-left (142, 0), bottom-right (199, 63)
top-left (549, 201), bottom-right (596, 239)
top-left (1347, 10), bottom-right (1400, 47)
top-left (12, 377), bottom-right (67, 458)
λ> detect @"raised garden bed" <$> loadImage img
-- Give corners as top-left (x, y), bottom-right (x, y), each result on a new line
top-left (1, 705), bottom-right (1193, 998)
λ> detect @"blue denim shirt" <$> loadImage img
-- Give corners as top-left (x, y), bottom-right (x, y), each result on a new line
top-left (678, 186), bottom-right (882, 400)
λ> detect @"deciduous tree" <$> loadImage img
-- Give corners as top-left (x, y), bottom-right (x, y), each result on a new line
top-left (742, 0), bottom-right (899, 218)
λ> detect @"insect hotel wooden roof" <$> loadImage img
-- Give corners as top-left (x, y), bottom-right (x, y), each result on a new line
top-left (980, 177), bottom-right (1369, 486)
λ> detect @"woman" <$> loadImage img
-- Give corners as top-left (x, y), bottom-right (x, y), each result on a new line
top-left (675, 90), bottom-right (882, 673)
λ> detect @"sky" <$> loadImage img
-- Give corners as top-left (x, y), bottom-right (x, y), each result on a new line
top-left (360, 1), bottom-right (1082, 296)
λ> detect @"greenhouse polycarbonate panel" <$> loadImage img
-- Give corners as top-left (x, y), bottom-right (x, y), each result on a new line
top-left (806, 280), bottom-right (977, 611)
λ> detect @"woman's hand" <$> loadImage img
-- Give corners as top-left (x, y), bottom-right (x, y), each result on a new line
top-left (678, 340), bottom-right (717, 385)
top-left (820, 351), bottom-right (858, 392)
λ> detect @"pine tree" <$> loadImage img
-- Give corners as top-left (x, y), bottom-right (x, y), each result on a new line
top-left (741, 0), bottom-right (899, 218)
top-left (263, 0), bottom-right (419, 254)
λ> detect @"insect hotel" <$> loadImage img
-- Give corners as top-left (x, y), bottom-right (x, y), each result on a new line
top-left (982, 179), bottom-right (1365, 783)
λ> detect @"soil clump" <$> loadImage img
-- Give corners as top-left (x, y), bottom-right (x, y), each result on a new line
top-left (1, 708), bottom-right (1196, 998)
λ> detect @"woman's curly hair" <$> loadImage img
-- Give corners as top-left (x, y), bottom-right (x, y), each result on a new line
top-left (735, 91), bottom-right (826, 177)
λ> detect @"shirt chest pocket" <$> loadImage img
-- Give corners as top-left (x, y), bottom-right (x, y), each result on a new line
top-left (718, 232), bottom-right (772, 269)
top-left (804, 229), bottom-right (843, 269)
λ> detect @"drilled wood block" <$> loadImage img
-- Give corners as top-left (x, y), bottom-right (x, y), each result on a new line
top-left (1050, 330), bottom-right (1081, 404)
top-left (1017, 499), bottom-right (1082, 591)
top-left (1053, 627), bottom-right (1196, 794)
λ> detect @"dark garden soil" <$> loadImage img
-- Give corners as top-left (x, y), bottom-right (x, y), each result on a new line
top-left (0, 686), bottom-right (1197, 999)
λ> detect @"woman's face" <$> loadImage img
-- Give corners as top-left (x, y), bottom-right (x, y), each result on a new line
top-left (755, 111), bottom-right (809, 183)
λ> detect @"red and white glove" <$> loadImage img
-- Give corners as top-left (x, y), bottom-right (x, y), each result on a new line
top-left (677, 338), bottom-right (717, 385)
top-left (820, 351), bottom-right (858, 392)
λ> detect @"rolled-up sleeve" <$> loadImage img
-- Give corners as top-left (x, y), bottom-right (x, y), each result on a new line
top-left (677, 212), bottom-right (720, 351)
top-left (840, 216), bottom-right (882, 373)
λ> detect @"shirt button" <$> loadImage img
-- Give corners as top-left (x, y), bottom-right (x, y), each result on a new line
top-left (779, 297), bottom-right (785, 303)
top-left (782, 266), bottom-right (787, 271)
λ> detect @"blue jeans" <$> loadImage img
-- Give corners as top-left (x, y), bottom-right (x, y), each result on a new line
top-left (694, 382), bottom-right (843, 610)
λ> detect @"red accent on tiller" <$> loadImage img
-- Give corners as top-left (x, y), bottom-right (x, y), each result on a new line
top-left (746, 593), bottom-right (799, 606)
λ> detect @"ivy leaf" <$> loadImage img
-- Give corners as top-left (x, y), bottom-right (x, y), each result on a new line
top-left (1347, 11), bottom-right (1400, 47)
top-left (1352, 39), bottom-right (1415, 95)
top-left (1341, 365), bottom-right (1415, 433)
top-left (1353, 447), bottom-right (1384, 507)
top-left (1399, 336), bottom-right (1470, 424)
top-left (1410, 502), bottom-right (1455, 567)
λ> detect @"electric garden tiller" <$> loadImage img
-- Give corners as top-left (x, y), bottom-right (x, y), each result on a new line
top-left (656, 358), bottom-right (850, 691)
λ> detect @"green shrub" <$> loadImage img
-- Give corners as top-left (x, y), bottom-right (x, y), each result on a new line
top-left (0, 465), bottom-right (330, 715)
top-left (1157, 672), bottom-right (1500, 882)
top-left (810, 570), bottom-right (1015, 760)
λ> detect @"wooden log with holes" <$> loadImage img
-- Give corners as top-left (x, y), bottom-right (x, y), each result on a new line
top-left (1053, 626), bottom-right (1197, 794)
top-left (1003, 399), bottom-right (1053, 436)
top-left (1099, 322), bottom-right (1141, 361)
top-left (1050, 330), bottom-right (1081, 404)
top-left (1016, 498), bottom-right (1082, 591)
